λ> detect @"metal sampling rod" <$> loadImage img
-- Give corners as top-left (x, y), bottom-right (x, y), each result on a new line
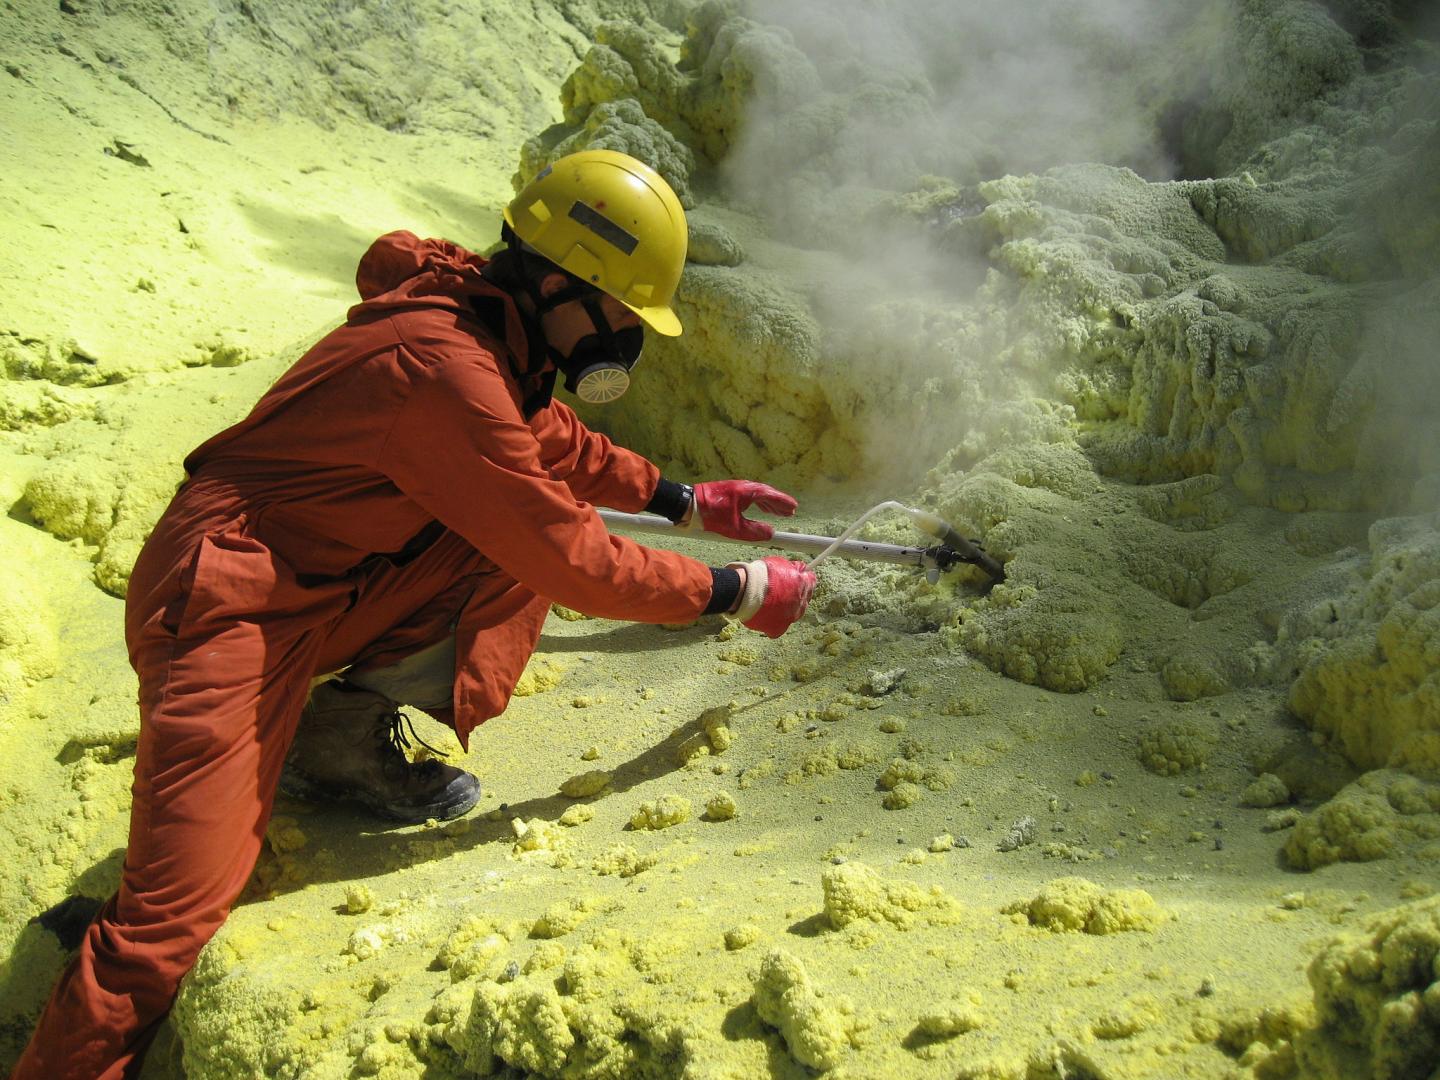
top-left (598, 509), bottom-right (959, 576)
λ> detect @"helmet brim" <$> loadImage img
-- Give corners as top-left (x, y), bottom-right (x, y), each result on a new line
top-left (627, 302), bottom-right (682, 337)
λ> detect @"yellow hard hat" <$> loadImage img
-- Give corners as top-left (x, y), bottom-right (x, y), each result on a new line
top-left (504, 149), bottom-right (687, 337)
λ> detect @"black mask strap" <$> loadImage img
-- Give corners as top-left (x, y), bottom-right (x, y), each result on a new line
top-left (475, 231), bottom-right (559, 416)
top-left (520, 369), bottom-right (558, 416)
top-left (479, 227), bottom-right (544, 381)
top-left (580, 295), bottom-right (619, 353)
top-left (540, 276), bottom-right (631, 384)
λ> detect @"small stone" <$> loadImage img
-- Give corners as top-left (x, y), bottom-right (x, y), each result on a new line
top-left (558, 804), bottom-right (594, 827)
top-left (997, 816), bottom-right (1036, 852)
top-left (345, 884), bottom-right (375, 915)
top-left (704, 790), bottom-right (738, 822)
top-left (560, 770), bottom-right (612, 799)
top-left (865, 668), bottom-right (906, 695)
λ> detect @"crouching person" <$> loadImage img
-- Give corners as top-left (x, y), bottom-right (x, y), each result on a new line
top-left (11, 150), bottom-right (815, 1079)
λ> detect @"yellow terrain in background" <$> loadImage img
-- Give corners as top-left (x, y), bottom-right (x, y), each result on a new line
top-left (1, 1), bottom-right (1438, 1077)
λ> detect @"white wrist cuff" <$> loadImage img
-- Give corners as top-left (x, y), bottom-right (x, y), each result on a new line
top-left (729, 560), bottom-right (767, 621)
top-left (681, 494), bottom-right (701, 531)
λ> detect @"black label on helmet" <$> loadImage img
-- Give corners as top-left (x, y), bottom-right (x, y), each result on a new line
top-left (569, 201), bottom-right (639, 255)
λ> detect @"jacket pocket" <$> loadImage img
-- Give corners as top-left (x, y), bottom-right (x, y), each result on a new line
top-left (165, 524), bottom-right (278, 637)
top-left (162, 517), bottom-right (356, 641)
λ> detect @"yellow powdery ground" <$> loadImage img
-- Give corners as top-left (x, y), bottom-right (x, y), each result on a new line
top-left (155, 598), bottom-right (1440, 1079)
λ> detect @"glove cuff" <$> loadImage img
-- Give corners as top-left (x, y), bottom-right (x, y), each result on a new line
top-left (702, 567), bottom-right (743, 615)
top-left (727, 560), bottom-right (768, 621)
top-left (645, 477), bottom-right (695, 525)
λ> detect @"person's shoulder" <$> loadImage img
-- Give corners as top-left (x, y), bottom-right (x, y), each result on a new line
top-left (392, 316), bottom-right (523, 415)
top-left (386, 304), bottom-right (505, 366)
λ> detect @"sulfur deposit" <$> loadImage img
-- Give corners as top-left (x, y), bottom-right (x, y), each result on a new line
top-left (1222, 896), bottom-right (1440, 1080)
top-left (1284, 512), bottom-right (1440, 777)
top-left (629, 793), bottom-right (692, 831)
top-left (1283, 768), bottom-right (1440, 869)
top-left (1005, 877), bottom-right (1162, 935)
top-left (820, 861), bottom-right (962, 932)
top-left (1138, 718), bottom-right (1219, 775)
top-left (750, 948), bottom-right (863, 1071)
top-left (4, 1), bottom-right (1440, 1079)
top-left (1291, 896), bottom-right (1440, 1079)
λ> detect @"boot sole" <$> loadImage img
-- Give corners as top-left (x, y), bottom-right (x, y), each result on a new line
top-left (278, 765), bottom-right (481, 824)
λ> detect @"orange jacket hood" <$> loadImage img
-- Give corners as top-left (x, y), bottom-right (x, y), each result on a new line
top-left (353, 230), bottom-right (492, 313)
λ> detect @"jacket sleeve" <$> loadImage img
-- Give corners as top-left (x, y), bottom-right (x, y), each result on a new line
top-left (529, 400), bottom-right (660, 512)
top-left (376, 343), bottom-right (712, 623)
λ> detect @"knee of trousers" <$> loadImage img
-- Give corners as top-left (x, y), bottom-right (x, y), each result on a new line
top-left (78, 897), bottom-right (227, 1010)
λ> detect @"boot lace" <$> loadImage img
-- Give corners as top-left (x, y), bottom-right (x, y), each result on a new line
top-left (379, 708), bottom-right (449, 780)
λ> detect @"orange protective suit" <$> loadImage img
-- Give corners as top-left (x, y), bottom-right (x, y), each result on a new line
top-left (11, 232), bottom-right (715, 1079)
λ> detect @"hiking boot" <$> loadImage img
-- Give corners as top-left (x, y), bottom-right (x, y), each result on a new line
top-left (279, 680), bottom-right (480, 822)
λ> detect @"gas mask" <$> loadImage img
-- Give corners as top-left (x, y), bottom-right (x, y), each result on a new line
top-left (484, 231), bottom-right (646, 409)
top-left (550, 295), bottom-right (644, 405)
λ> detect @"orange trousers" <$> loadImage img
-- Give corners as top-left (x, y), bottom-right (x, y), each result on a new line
top-left (10, 530), bottom-right (546, 1080)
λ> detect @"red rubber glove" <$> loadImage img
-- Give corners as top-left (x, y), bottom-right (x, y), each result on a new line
top-left (693, 480), bottom-right (798, 541)
top-left (733, 556), bottom-right (817, 638)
